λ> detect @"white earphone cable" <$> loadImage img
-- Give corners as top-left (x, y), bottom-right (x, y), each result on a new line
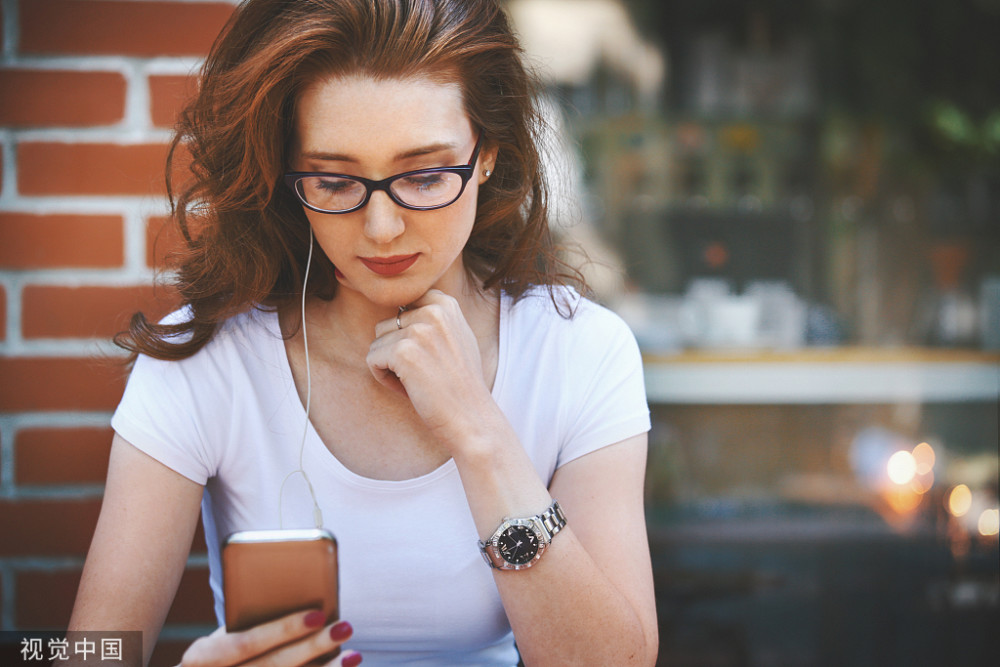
top-left (279, 229), bottom-right (323, 529)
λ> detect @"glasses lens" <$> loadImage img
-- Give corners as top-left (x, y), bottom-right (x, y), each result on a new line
top-left (390, 171), bottom-right (464, 209)
top-left (297, 176), bottom-right (367, 212)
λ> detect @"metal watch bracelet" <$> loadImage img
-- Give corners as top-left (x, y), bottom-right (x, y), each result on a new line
top-left (538, 500), bottom-right (567, 539)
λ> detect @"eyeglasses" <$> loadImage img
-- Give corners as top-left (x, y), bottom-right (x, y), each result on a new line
top-left (285, 134), bottom-right (483, 214)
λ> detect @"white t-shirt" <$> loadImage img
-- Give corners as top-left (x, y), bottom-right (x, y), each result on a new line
top-left (111, 286), bottom-right (650, 666)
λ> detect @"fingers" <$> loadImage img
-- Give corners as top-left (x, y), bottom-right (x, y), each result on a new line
top-left (248, 619), bottom-right (352, 667)
top-left (372, 289), bottom-right (450, 338)
top-left (330, 650), bottom-right (363, 667)
top-left (180, 610), bottom-right (357, 667)
top-left (368, 291), bottom-right (456, 392)
top-left (366, 288), bottom-right (492, 441)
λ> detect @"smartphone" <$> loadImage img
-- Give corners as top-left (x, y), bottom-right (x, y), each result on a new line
top-left (222, 528), bottom-right (339, 633)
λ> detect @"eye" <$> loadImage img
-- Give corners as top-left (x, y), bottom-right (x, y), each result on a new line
top-left (315, 177), bottom-right (358, 193)
top-left (399, 172), bottom-right (448, 191)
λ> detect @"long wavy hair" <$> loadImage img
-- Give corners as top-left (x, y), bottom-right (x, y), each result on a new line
top-left (117, 0), bottom-right (583, 360)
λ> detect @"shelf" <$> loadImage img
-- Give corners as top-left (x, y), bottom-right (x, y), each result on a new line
top-left (643, 347), bottom-right (1000, 404)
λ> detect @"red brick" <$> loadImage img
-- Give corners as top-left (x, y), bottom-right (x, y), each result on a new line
top-left (0, 357), bottom-right (127, 412)
top-left (149, 640), bottom-right (206, 667)
top-left (146, 215), bottom-right (186, 269)
top-left (21, 284), bottom-right (179, 339)
top-left (16, 563), bottom-right (215, 629)
top-left (15, 427), bottom-right (114, 485)
top-left (20, 0), bottom-right (234, 57)
top-left (165, 565), bottom-right (215, 625)
top-left (0, 69), bottom-right (126, 126)
top-left (192, 524), bottom-right (207, 554)
top-left (150, 641), bottom-right (193, 667)
top-left (0, 498), bottom-right (102, 557)
top-left (149, 74), bottom-right (198, 128)
top-left (18, 142), bottom-right (171, 196)
top-left (15, 568), bottom-right (81, 629)
top-left (0, 284), bottom-right (6, 341)
top-left (0, 213), bottom-right (124, 269)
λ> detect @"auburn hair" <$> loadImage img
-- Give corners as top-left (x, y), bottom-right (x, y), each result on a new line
top-left (117, 0), bottom-right (582, 360)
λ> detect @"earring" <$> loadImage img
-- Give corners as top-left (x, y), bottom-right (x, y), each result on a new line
top-left (484, 169), bottom-right (492, 178)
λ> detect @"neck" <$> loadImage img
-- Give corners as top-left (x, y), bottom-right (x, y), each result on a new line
top-left (303, 267), bottom-right (495, 365)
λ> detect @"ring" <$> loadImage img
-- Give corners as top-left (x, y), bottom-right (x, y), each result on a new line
top-left (396, 306), bottom-right (406, 330)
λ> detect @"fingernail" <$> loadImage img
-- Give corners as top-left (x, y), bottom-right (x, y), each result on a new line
top-left (342, 651), bottom-right (363, 667)
top-left (329, 620), bottom-right (353, 642)
top-left (304, 610), bottom-right (326, 628)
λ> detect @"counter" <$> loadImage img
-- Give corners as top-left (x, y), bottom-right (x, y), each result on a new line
top-left (643, 347), bottom-right (1000, 404)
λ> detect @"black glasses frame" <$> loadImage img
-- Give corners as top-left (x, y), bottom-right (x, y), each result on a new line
top-left (284, 134), bottom-right (484, 214)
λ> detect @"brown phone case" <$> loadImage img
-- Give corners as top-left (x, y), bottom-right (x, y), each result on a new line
top-left (222, 528), bottom-right (339, 633)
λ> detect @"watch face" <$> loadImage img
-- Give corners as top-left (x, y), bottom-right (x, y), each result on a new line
top-left (497, 524), bottom-right (539, 565)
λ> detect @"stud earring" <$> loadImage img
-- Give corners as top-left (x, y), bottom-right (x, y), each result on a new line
top-left (484, 169), bottom-right (492, 178)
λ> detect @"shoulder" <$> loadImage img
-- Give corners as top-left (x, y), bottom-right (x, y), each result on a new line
top-left (498, 286), bottom-right (650, 466)
top-left (507, 285), bottom-right (636, 343)
top-left (132, 307), bottom-right (280, 381)
top-left (118, 307), bottom-right (284, 452)
top-left (158, 306), bottom-right (278, 352)
top-left (503, 285), bottom-right (642, 375)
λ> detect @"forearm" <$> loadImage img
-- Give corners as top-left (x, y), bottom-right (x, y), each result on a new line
top-left (69, 540), bottom-right (179, 663)
top-left (494, 531), bottom-right (655, 666)
top-left (450, 409), bottom-right (657, 666)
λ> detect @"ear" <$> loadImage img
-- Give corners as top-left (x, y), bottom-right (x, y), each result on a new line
top-left (477, 141), bottom-right (499, 185)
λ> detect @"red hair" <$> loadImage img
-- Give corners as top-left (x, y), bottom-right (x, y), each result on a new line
top-left (118, 0), bottom-right (582, 360)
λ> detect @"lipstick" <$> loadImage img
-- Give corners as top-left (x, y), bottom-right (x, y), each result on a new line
top-left (359, 254), bottom-right (419, 276)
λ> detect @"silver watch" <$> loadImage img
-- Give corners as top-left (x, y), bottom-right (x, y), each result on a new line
top-left (478, 500), bottom-right (567, 570)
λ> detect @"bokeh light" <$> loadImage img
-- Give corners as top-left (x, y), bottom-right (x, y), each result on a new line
top-left (979, 509), bottom-right (1000, 537)
top-left (885, 488), bottom-right (922, 514)
top-left (948, 484), bottom-right (973, 517)
top-left (887, 450), bottom-right (917, 486)
top-left (912, 442), bottom-right (935, 475)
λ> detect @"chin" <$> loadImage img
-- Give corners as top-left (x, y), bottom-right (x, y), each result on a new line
top-left (344, 278), bottom-right (430, 309)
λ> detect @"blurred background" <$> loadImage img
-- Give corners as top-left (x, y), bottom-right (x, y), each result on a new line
top-left (1, 0), bottom-right (998, 665)
top-left (508, 0), bottom-right (1000, 664)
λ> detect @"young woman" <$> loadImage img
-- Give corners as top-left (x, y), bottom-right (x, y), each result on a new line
top-left (69, 1), bottom-right (658, 665)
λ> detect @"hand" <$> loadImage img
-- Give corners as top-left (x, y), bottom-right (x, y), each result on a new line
top-left (178, 609), bottom-right (361, 667)
top-left (366, 289), bottom-right (496, 447)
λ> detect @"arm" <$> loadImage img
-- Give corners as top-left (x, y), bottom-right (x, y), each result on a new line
top-left (69, 434), bottom-right (205, 665)
top-left (532, 434), bottom-right (657, 665)
top-left (454, 425), bottom-right (657, 666)
top-left (70, 435), bottom-right (361, 667)
top-left (368, 292), bottom-right (658, 665)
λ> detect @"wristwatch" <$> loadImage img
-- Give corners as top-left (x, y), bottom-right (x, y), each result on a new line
top-left (478, 500), bottom-right (567, 570)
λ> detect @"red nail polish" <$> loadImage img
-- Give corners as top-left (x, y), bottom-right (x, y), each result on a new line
top-left (304, 610), bottom-right (326, 628)
top-left (342, 651), bottom-right (363, 667)
top-left (329, 620), bottom-right (353, 642)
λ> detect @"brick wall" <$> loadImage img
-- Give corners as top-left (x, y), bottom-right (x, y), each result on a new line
top-left (0, 2), bottom-right (237, 665)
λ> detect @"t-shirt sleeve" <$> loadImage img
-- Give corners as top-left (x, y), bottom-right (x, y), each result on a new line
top-left (556, 302), bottom-right (651, 468)
top-left (111, 350), bottom-right (217, 485)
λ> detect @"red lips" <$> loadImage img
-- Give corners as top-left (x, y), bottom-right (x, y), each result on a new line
top-left (359, 254), bottom-right (420, 276)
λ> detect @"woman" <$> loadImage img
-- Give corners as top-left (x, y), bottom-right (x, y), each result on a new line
top-left (69, 0), bottom-right (658, 665)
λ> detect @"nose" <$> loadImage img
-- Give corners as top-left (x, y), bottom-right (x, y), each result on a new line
top-left (362, 190), bottom-right (406, 244)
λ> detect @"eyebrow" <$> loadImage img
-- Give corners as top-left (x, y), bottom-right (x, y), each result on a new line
top-left (300, 141), bottom-right (461, 164)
